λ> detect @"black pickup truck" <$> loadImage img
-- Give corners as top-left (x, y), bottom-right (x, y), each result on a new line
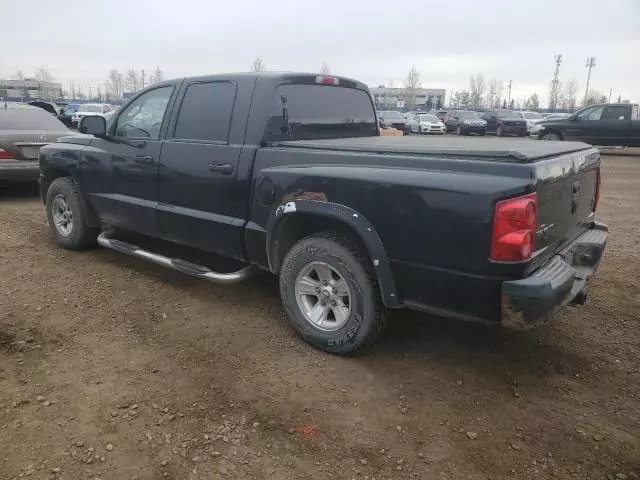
top-left (532, 103), bottom-right (640, 146)
top-left (39, 72), bottom-right (608, 355)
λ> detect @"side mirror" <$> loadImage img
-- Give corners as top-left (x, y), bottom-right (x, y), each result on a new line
top-left (79, 115), bottom-right (107, 136)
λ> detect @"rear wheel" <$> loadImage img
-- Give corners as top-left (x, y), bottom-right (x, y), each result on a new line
top-left (46, 177), bottom-right (98, 250)
top-left (456, 125), bottom-right (463, 135)
top-left (480, 129), bottom-right (486, 136)
top-left (279, 233), bottom-right (386, 355)
top-left (497, 125), bottom-right (504, 137)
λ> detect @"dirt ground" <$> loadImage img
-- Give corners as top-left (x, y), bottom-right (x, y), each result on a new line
top-left (1, 155), bottom-right (638, 480)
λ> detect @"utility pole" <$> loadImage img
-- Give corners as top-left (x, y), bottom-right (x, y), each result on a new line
top-left (608, 88), bottom-right (612, 102)
top-left (507, 80), bottom-right (512, 107)
top-left (141, 70), bottom-right (146, 89)
top-left (89, 86), bottom-right (92, 99)
top-left (551, 54), bottom-right (562, 111)
top-left (583, 56), bottom-right (596, 105)
top-left (71, 82), bottom-right (75, 99)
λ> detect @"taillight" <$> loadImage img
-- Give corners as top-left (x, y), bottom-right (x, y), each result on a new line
top-left (490, 193), bottom-right (537, 262)
top-left (315, 75), bottom-right (339, 86)
top-left (0, 148), bottom-right (14, 160)
top-left (593, 166), bottom-right (601, 212)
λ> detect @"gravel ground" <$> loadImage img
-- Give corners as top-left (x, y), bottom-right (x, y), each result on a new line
top-left (0, 155), bottom-right (638, 480)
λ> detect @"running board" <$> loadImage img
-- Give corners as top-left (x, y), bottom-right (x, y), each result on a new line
top-left (97, 232), bottom-right (255, 285)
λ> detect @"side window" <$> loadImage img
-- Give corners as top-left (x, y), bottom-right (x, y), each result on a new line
top-left (115, 86), bottom-right (173, 139)
top-left (577, 106), bottom-right (604, 121)
top-left (633, 106), bottom-right (639, 120)
top-left (601, 105), bottom-right (629, 121)
top-left (173, 82), bottom-right (236, 142)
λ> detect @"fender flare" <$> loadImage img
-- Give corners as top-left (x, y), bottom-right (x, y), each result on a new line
top-left (266, 200), bottom-right (400, 308)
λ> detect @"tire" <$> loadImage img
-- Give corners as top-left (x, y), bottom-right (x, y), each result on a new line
top-left (456, 125), bottom-right (463, 135)
top-left (46, 177), bottom-right (98, 250)
top-left (479, 129), bottom-right (486, 136)
top-left (418, 126), bottom-right (423, 134)
top-left (541, 131), bottom-right (562, 141)
top-left (497, 125), bottom-right (504, 137)
top-left (279, 233), bottom-right (386, 355)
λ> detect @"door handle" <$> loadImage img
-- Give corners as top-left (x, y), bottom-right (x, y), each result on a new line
top-left (134, 155), bottom-right (154, 165)
top-left (209, 163), bottom-right (233, 175)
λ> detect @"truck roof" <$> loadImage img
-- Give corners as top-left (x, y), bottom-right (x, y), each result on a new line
top-left (156, 72), bottom-right (370, 91)
top-left (273, 136), bottom-right (594, 162)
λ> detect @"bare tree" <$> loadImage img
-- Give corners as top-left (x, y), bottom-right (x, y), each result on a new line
top-left (35, 66), bottom-right (54, 98)
top-left (524, 93), bottom-right (540, 110)
top-left (487, 79), bottom-right (503, 110)
top-left (583, 89), bottom-right (605, 106)
top-left (564, 78), bottom-right (578, 109)
top-left (251, 57), bottom-right (266, 72)
top-left (108, 69), bottom-right (125, 100)
top-left (15, 70), bottom-right (25, 81)
top-left (126, 69), bottom-right (139, 92)
top-left (469, 73), bottom-right (487, 109)
top-left (320, 62), bottom-right (330, 74)
top-left (404, 65), bottom-right (421, 108)
top-left (149, 66), bottom-right (164, 84)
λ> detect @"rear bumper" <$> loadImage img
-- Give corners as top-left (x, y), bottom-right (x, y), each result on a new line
top-left (0, 160), bottom-right (40, 181)
top-left (501, 221), bottom-right (608, 328)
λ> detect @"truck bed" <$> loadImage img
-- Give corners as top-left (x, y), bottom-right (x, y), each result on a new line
top-left (272, 136), bottom-right (593, 162)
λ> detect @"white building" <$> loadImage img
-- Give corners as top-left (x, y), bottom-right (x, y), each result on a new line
top-left (0, 78), bottom-right (63, 101)
top-left (370, 86), bottom-right (446, 109)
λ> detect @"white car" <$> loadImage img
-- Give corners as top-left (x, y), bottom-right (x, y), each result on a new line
top-left (71, 103), bottom-right (115, 128)
top-left (410, 114), bottom-right (446, 134)
top-left (517, 111), bottom-right (545, 133)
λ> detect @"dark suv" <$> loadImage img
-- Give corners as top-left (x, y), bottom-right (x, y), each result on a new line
top-left (481, 110), bottom-right (527, 137)
top-left (445, 110), bottom-right (487, 135)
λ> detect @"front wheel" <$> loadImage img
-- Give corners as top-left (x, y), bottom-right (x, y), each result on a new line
top-left (479, 129), bottom-right (486, 136)
top-left (46, 177), bottom-right (98, 250)
top-left (456, 125), bottom-right (463, 135)
top-left (279, 233), bottom-right (386, 355)
top-left (541, 131), bottom-right (561, 141)
top-left (497, 125), bottom-right (504, 137)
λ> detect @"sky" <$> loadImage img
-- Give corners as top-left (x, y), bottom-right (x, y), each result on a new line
top-left (3, 0), bottom-right (639, 105)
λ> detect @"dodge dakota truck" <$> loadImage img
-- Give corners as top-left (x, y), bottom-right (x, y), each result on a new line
top-left (39, 72), bottom-right (608, 355)
top-left (532, 103), bottom-right (640, 146)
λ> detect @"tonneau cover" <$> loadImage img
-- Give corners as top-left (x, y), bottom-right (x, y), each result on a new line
top-left (271, 136), bottom-right (593, 162)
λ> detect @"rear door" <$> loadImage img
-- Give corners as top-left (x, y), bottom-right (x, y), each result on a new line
top-left (157, 78), bottom-right (249, 260)
top-left (627, 105), bottom-right (640, 146)
top-left (596, 105), bottom-right (631, 145)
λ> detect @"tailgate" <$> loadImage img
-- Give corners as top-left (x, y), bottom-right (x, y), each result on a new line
top-left (531, 149), bottom-right (600, 269)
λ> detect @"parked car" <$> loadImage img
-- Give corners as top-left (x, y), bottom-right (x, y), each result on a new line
top-left (409, 114), bottom-right (446, 134)
top-left (378, 110), bottom-right (410, 134)
top-left (58, 103), bottom-right (82, 127)
top-left (0, 106), bottom-right (73, 183)
top-left (71, 103), bottom-right (115, 128)
top-left (531, 103), bottom-right (640, 146)
top-left (445, 110), bottom-right (487, 135)
top-left (28, 101), bottom-right (60, 116)
top-left (433, 110), bottom-right (448, 123)
top-left (481, 110), bottom-right (528, 136)
top-left (516, 111), bottom-right (545, 133)
top-left (39, 72), bottom-right (608, 355)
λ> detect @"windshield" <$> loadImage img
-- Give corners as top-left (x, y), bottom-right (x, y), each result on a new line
top-left (496, 110), bottom-right (520, 119)
top-left (419, 115), bottom-right (439, 122)
top-left (460, 111), bottom-right (480, 119)
top-left (64, 104), bottom-right (81, 113)
top-left (79, 105), bottom-right (103, 113)
top-left (523, 112), bottom-right (544, 119)
top-left (381, 111), bottom-right (403, 120)
top-left (0, 109), bottom-right (67, 130)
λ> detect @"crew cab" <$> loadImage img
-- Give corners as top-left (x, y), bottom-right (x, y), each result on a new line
top-left (532, 103), bottom-right (640, 146)
top-left (39, 72), bottom-right (608, 355)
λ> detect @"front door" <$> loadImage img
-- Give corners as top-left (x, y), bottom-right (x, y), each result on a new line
top-left (629, 105), bottom-right (640, 147)
top-left (81, 86), bottom-right (176, 235)
top-left (569, 105), bottom-right (630, 146)
top-left (157, 80), bottom-right (246, 260)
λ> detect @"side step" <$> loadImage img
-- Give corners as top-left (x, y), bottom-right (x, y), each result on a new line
top-left (97, 232), bottom-right (255, 285)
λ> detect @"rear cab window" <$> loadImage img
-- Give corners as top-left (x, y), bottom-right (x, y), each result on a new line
top-left (264, 82), bottom-right (377, 142)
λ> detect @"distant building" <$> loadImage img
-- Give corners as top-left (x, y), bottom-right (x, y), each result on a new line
top-left (370, 86), bottom-right (446, 110)
top-left (0, 78), bottom-right (63, 101)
